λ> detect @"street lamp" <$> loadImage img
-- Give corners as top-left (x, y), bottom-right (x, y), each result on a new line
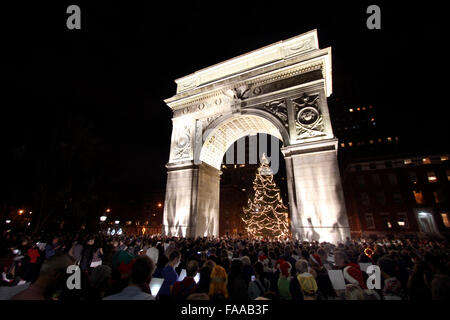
top-left (157, 203), bottom-right (162, 208)
top-left (106, 208), bottom-right (111, 213)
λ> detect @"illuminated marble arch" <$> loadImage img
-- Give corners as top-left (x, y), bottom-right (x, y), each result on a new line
top-left (162, 30), bottom-right (350, 243)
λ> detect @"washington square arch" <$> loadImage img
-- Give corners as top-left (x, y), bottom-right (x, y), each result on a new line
top-left (162, 30), bottom-right (350, 243)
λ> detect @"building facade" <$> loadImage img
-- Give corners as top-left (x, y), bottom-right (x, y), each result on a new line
top-left (343, 154), bottom-right (450, 240)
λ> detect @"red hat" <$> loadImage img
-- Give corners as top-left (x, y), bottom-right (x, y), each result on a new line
top-left (275, 258), bottom-right (285, 270)
top-left (310, 254), bottom-right (322, 267)
top-left (258, 255), bottom-right (268, 262)
top-left (280, 261), bottom-right (291, 277)
top-left (343, 263), bottom-right (366, 289)
top-left (118, 258), bottom-right (136, 275)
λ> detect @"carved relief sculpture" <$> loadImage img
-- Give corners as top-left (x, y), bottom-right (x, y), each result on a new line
top-left (293, 93), bottom-right (325, 139)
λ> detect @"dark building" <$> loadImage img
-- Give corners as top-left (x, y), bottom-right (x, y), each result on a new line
top-left (343, 154), bottom-right (450, 240)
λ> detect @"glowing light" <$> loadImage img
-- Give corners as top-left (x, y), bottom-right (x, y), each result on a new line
top-left (106, 208), bottom-right (111, 213)
top-left (398, 221), bottom-right (405, 227)
top-left (349, 108), bottom-right (353, 112)
top-left (157, 203), bottom-right (163, 208)
top-left (18, 210), bottom-right (24, 215)
top-left (242, 153), bottom-right (290, 240)
top-left (100, 216), bottom-right (107, 222)
top-left (115, 220), bottom-right (120, 225)
top-left (5, 220), bottom-right (11, 224)
top-left (142, 227), bottom-right (146, 235)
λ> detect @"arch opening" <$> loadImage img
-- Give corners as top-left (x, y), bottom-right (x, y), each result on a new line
top-left (199, 114), bottom-right (284, 170)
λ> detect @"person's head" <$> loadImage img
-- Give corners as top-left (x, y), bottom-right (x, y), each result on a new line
top-left (240, 256), bottom-right (251, 267)
top-left (130, 255), bottom-right (155, 286)
top-left (378, 256), bottom-right (396, 278)
top-left (168, 250), bottom-right (181, 267)
top-left (208, 265), bottom-right (228, 298)
top-left (186, 260), bottom-right (199, 277)
top-left (295, 259), bottom-right (309, 274)
top-left (89, 265), bottom-right (112, 291)
top-left (309, 254), bottom-right (323, 271)
top-left (334, 250), bottom-right (349, 268)
top-left (254, 261), bottom-right (264, 277)
top-left (38, 253), bottom-right (73, 291)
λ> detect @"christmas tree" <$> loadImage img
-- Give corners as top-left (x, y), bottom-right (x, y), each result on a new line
top-left (242, 153), bottom-right (290, 239)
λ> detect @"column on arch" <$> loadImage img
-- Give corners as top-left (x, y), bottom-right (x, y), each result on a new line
top-left (282, 138), bottom-right (350, 243)
top-left (163, 161), bottom-right (220, 238)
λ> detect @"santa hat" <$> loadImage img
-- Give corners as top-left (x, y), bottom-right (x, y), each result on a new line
top-left (280, 261), bottom-right (291, 277)
top-left (343, 263), bottom-right (366, 289)
top-left (310, 254), bottom-right (322, 267)
top-left (275, 258), bottom-right (285, 270)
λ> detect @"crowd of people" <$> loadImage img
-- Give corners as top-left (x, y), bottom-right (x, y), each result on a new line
top-left (1, 231), bottom-right (449, 300)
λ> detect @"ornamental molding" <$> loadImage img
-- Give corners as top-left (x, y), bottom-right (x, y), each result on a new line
top-left (170, 60), bottom-right (325, 117)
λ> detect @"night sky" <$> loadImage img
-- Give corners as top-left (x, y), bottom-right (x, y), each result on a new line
top-left (1, 1), bottom-right (447, 204)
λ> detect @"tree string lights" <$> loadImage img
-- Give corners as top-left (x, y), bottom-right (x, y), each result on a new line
top-left (241, 153), bottom-right (290, 239)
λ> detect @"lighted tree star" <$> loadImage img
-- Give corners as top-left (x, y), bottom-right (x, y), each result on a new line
top-left (242, 153), bottom-right (290, 239)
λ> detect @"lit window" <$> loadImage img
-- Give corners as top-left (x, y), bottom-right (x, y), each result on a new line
top-left (357, 107), bottom-right (361, 111)
top-left (404, 159), bottom-right (412, 165)
top-left (413, 190), bottom-right (425, 204)
top-left (369, 140), bottom-right (374, 144)
top-left (239, 164), bottom-right (245, 167)
top-left (362, 107), bottom-right (366, 110)
top-left (348, 142), bottom-right (353, 147)
top-left (340, 143), bottom-right (345, 148)
top-left (427, 171), bottom-right (437, 183)
top-left (387, 137), bottom-right (392, 142)
top-left (349, 108), bottom-right (354, 112)
top-left (397, 213), bottom-right (409, 228)
top-left (365, 213), bottom-right (375, 229)
top-left (422, 157), bottom-right (431, 164)
top-left (441, 213), bottom-right (450, 228)
top-left (441, 155), bottom-right (449, 161)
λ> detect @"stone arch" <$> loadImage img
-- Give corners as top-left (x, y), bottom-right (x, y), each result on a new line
top-left (198, 109), bottom-right (289, 170)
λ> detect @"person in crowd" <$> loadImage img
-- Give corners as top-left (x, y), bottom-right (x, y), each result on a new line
top-left (172, 260), bottom-right (198, 300)
top-left (248, 261), bottom-right (270, 299)
top-left (158, 250), bottom-right (180, 299)
top-left (103, 256), bottom-right (154, 300)
top-left (208, 265), bottom-right (228, 300)
top-left (428, 255), bottom-right (450, 300)
top-left (294, 259), bottom-right (318, 300)
top-left (309, 254), bottom-right (336, 299)
top-left (11, 253), bottom-right (73, 300)
top-left (378, 256), bottom-right (403, 300)
top-left (44, 236), bottom-right (60, 259)
top-left (87, 265), bottom-right (112, 300)
top-left (146, 240), bottom-right (159, 265)
top-left (227, 259), bottom-right (248, 300)
top-left (277, 261), bottom-right (292, 300)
